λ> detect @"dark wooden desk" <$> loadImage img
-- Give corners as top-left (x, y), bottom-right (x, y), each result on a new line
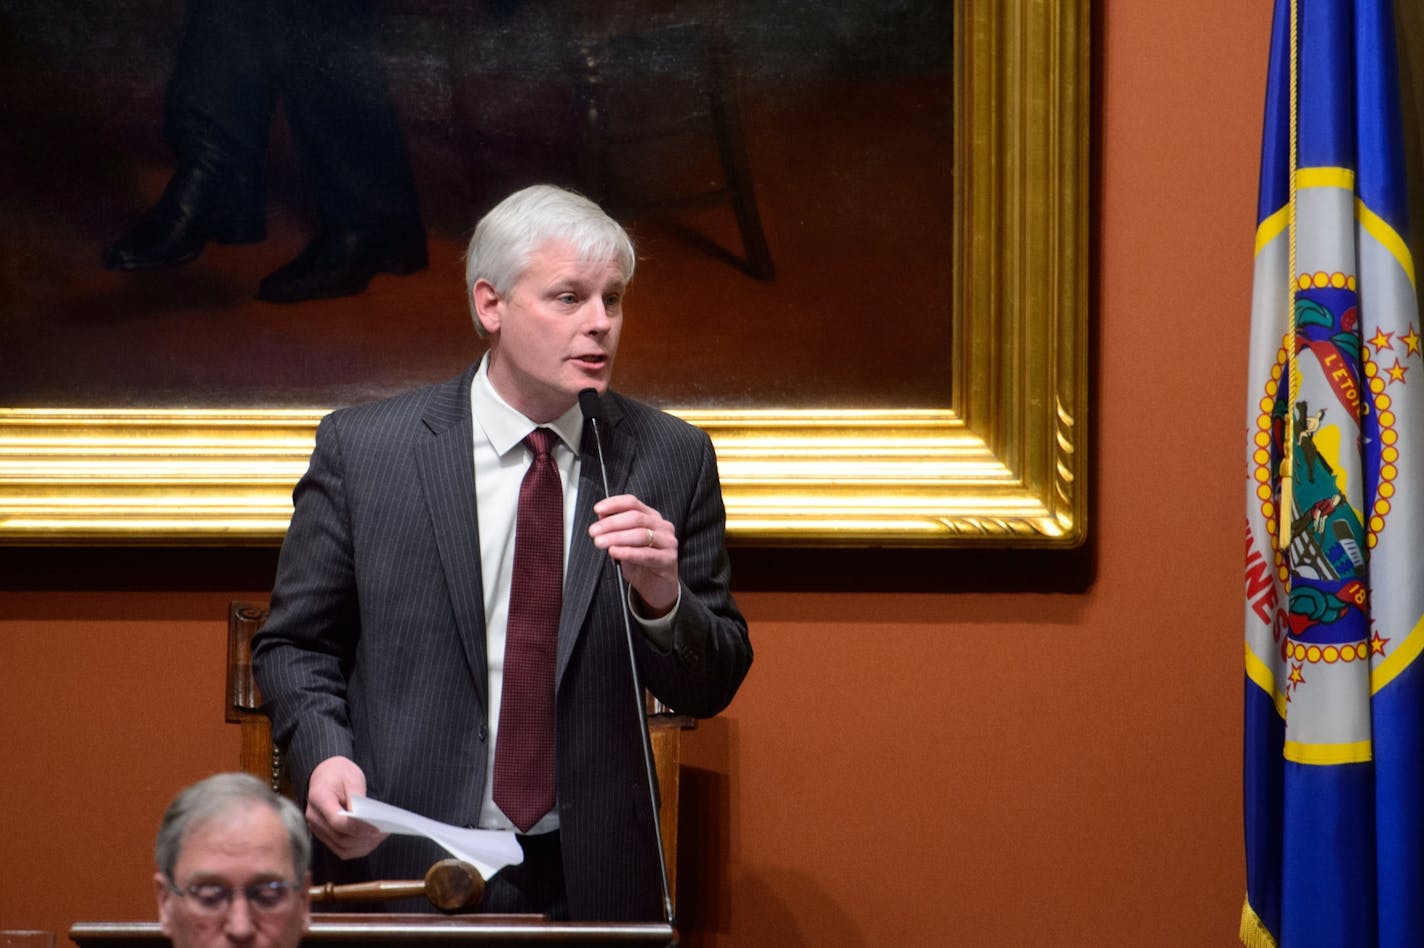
top-left (69, 915), bottom-right (676, 946)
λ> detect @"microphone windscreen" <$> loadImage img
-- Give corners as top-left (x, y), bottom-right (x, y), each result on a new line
top-left (578, 388), bottom-right (604, 425)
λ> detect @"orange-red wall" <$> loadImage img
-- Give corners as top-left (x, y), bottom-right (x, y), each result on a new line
top-left (0, 2), bottom-right (1268, 943)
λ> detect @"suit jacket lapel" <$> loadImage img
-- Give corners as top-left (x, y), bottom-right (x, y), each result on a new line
top-left (558, 394), bottom-right (633, 686)
top-left (414, 366), bottom-right (489, 709)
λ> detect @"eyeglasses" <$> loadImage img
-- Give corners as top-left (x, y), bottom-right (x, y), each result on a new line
top-left (167, 880), bottom-right (303, 914)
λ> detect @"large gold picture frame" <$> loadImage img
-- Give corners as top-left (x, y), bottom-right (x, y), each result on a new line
top-left (0, 0), bottom-right (1088, 546)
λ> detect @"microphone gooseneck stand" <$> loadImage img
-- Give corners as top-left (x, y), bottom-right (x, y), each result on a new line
top-left (578, 388), bottom-right (676, 929)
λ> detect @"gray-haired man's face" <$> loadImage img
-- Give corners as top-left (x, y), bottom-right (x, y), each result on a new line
top-left (154, 801), bottom-right (310, 948)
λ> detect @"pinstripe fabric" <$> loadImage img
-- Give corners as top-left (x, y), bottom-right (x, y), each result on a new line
top-left (252, 364), bottom-right (752, 921)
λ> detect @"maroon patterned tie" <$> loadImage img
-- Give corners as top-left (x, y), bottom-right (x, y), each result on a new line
top-left (493, 428), bottom-right (563, 832)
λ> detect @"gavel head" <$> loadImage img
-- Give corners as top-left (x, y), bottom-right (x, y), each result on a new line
top-left (425, 858), bottom-right (485, 913)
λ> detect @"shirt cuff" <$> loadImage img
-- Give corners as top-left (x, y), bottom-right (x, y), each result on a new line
top-left (628, 584), bottom-right (681, 653)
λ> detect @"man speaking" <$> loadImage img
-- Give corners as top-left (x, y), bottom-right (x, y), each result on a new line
top-left (252, 184), bottom-right (752, 920)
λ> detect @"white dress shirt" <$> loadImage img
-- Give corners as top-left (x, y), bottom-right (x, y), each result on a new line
top-left (471, 357), bottom-right (584, 834)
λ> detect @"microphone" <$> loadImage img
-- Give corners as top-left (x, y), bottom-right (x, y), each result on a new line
top-left (578, 387), bottom-right (605, 442)
top-left (578, 388), bottom-right (675, 927)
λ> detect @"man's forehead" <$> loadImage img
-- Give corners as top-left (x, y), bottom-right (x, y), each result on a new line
top-left (175, 803), bottom-right (293, 876)
top-left (524, 240), bottom-right (627, 278)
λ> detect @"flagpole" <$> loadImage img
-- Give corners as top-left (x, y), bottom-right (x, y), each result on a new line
top-left (1279, 0), bottom-right (1300, 552)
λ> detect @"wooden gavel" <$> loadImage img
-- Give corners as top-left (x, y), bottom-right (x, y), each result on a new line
top-left (309, 858), bottom-right (485, 912)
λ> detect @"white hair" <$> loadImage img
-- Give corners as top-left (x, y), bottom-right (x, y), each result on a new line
top-left (464, 184), bottom-right (636, 335)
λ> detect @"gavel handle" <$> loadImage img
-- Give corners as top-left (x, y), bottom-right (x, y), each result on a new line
top-left (307, 859), bottom-right (484, 912)
top-left (310, 880), bottom-right (425, 903)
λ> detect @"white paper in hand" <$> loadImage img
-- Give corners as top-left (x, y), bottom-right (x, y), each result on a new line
top-left (345, 796), bottom-right (523, 879)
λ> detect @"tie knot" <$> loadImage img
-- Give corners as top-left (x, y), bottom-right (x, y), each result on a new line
top-left (525, 428), bottom-right (557, 460)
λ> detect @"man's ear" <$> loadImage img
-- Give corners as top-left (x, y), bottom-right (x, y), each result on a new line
top-left (472, 279), bottom-right (502, 335)
top-left (154, 872), bottom-right (174, 935)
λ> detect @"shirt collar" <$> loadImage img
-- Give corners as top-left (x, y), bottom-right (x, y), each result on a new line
top-left (472, 354), bottom-right (584, 457)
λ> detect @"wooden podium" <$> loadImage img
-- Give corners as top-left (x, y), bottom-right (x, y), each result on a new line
top-left (69, 915), bottom-right (676, 946)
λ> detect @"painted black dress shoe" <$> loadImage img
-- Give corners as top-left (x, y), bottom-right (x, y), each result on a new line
top-left (102, 162), bottom-right (265, 270)
top-left (255, 224), bottom-right (428, 303)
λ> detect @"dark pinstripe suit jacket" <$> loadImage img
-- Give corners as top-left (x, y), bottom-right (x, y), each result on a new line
top-left (251, 364), bottom-right (752, 921)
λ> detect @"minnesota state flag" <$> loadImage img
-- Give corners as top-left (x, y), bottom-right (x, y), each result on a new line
top-left (1243, 0), bottom-right (1424, 945)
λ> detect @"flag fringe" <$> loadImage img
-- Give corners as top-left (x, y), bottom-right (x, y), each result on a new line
top-left (1239, 897), bottom-right (1278, 948)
